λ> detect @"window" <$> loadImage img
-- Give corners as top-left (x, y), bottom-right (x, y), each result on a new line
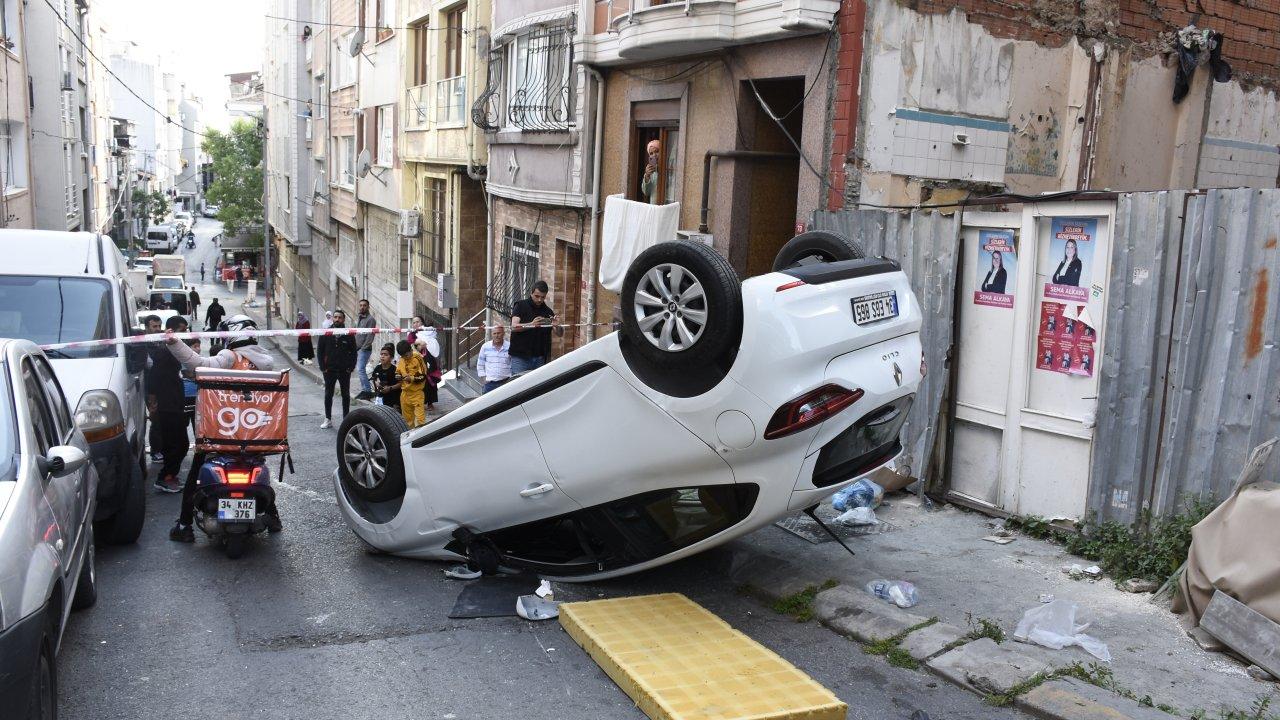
top-left (21, 360), bottom-right (55, 455)
top-left (443, 7), bottom-right (465, 78)
top-left (504, 22), bottom-right (574, 130)
top-left (0, 276), bottom-right (116, 359)
top-left (410, 22), bottom-right (430, 86)
top-left (1, 0), bottom-right (19, 55)
top-left (64, 145), bottom-right (77, 216)
top-left (375, 0), bottom-right (395, 41)
top-left (630, 122), bottom-right (680, 205)
top-left (0, 121), bottom-right (27, 191)
top-left (32, 357), bottom-right (71, 439)
top-left (335, 32), bottom-right (357, 87)
top-left (336, 135), bottom-right (355, 186)
top-left (491, 226), bottom-right (540, 313)
top-left (436, 7), bottom-right (467, 125)
top-left (315, 76), bottom-right (326, 119)
top-left (375, 105), bottom-right (393, 167)
top-left (415, 178), bottom-right (445, 276)
top-left (284, 176), bottom-right (292, 213)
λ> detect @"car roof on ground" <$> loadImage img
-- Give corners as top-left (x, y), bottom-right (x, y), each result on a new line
top-left (0, 230), bottom-right (116, 277)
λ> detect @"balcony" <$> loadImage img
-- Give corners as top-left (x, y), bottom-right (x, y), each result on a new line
top-left (405, 85), bottom-right (430, 130)
top-left (436, 76), bottom-right (466, 126)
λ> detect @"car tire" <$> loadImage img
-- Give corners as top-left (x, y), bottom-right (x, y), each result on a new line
top-left (71, 525), bottom-right (97, 611)
top-left (772, 230), bottom-right (866, 271)
top-left (337, 405), bottom-right (409, 504)
top-left (96, 454), bottom-right (145, 545)
top-left (26, 632), bottom-right (56, 720)
top-left (621, 241), bottom-right (742, 370)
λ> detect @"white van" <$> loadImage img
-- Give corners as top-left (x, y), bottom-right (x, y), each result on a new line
top-left (0, 231), bottom-right (149, 544)
top-left (145, 225), bottom-right (177, 253)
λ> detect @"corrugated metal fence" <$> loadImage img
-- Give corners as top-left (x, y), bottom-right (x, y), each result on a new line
top-left (813, 208), bottom-right (960, 481)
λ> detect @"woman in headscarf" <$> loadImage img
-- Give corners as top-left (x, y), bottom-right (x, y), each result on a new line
top-left (296, 311), bottom-right (314, 365)
top-left (413, 325), bottom-right (442, 413)
top-left (321, 310), bottom-right (334, 329)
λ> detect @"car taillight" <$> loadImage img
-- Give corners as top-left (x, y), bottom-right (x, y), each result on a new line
top-left (764, 384), bottom-right (864, 439)
top-left (776, 279), bottom-right (806, 292)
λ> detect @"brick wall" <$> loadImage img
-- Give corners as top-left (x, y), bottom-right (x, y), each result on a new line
top-left (901, 0), bottom-right (1280, 84)
top-left (829, 0), bottom-right (866, 209)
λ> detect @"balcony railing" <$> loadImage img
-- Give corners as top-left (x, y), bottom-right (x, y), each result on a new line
top-left (436, 75), bottom-right (466, 125)
top-left (405, 84), bottom-right (430, 129)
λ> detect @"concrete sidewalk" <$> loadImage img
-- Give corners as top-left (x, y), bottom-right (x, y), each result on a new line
top-left (729, 494), bottom-right (1279, 719)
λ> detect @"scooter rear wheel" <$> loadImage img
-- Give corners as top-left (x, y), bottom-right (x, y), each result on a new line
top-left (224, 535), bottom-right (248, 559)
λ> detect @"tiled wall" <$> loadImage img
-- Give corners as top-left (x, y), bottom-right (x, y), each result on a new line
top-left (1197, 137), bottom-right (1280, 189)
top-left (890, 109), bottom-right (1010, 183)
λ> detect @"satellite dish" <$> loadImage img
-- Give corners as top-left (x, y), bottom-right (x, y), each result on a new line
top-left (356, 149), bottom-right (372, 178)
top-left (348, 28), bottom-right (365, 57)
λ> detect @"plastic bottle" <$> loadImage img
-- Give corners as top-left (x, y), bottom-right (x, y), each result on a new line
top-left (831, 479), bottom-right (884, 512)
top-left (865, 579), bottom-right (919, 608)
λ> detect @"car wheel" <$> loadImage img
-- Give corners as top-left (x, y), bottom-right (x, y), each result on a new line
top-left (337, 406), bottom-right (408, 504)
top-left (96, 454), bottom-right (146, 545)
top-left (26, 633), bottom-right (56, 720)
top-left (224, 535), bottom-right (247, 560)
top-left (71, 525), bottom-right (97, 610)
top-left (621, 241), bottom-right (742, 370)
top-left (772, 230), bottom-right (866, 271)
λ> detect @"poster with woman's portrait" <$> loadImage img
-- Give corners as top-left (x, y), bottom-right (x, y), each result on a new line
top-left (1043, 218), bottom-right (1096, 303)
top-left (1035, 301), bottom-right (1095, 378)
top-left (974, 230), bottom-right (1017, 309)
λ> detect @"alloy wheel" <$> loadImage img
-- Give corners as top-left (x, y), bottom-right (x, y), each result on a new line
top-left (632, 262), bottom-right (708, 352)
top-left (343, 423), bottom-right (388, 490)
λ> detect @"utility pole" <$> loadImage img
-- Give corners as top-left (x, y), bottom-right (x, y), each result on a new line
top-left (261, 108), bottom-right (272, 329)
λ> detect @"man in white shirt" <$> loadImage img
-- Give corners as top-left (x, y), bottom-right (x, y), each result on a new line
top-left (476, 325), bottom-right (512, 393)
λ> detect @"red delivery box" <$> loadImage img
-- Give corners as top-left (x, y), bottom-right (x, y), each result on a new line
top-left (194, 368), bottom-right (290, 454)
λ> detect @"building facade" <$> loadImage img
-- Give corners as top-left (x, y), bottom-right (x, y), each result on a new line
top-left (0, 0), bottom-right (35, 229)
top-left (175, 90), bottom-right (206, 212)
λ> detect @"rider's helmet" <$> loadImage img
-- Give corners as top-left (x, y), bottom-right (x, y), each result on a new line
top-left (219, 314), bottom-right (258, 350)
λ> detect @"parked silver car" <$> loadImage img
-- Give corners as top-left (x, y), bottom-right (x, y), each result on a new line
top-left (0, 338), bottom-right (98, 718)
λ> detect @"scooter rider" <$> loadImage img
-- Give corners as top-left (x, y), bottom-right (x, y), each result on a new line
top-left (164, 314), bottom-right (283, 542)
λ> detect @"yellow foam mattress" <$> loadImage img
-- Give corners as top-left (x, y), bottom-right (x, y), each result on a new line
top-left (559, 593), bottom-right (847, 720)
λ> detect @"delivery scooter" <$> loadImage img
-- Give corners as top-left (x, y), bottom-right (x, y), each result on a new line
top-left (193, 455), bottom-right (276, 558)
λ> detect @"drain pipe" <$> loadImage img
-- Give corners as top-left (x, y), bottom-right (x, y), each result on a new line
top-left (584, 64), bottom-right (606, 341)
top-left (698, 150), bottom-right (797, 233)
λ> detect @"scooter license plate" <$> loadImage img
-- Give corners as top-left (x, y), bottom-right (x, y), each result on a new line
top-left (217, 498), bottom-right (256, 522)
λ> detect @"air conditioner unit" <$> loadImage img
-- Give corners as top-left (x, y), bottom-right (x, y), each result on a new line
top-left (676, 229), bottom-right (714, 246)
top-left (398, 208), bottom-right (421, 237)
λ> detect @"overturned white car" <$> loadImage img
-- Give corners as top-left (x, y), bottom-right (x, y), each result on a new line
top-left (333, 233), bottom-right (923, 580)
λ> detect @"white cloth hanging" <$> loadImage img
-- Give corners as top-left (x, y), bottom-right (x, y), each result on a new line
top-left (598, 194), bottom-right (681, 293)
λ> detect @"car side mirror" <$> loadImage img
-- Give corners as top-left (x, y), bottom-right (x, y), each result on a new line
top-left (42, 445), bottom-right (88, 478)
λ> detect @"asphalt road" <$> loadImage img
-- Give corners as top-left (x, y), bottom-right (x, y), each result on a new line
top-left (57, 222), bottom-right (1027, 720)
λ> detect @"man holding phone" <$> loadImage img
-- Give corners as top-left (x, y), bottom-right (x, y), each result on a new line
top-left (510, 280), bottom-right (562, 375)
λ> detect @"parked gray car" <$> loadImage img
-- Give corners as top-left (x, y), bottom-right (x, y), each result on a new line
top-left (0, 338), bottom-right (99, 719)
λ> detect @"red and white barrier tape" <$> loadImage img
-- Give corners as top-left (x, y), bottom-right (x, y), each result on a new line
top-left (38, 322), bottom-right (617, 352)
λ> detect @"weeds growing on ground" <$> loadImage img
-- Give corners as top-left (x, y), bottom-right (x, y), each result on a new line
top-left (964, 613), bottom-right (1006, 643)
top-left (1189, 696), bottom-right (1279, 720)
top-left (1006, 496), bottom-right (1217, 583)
top-left (770, 580), bottom-right (837, 622)
top-left (862, 617), bottom-right (937, 670)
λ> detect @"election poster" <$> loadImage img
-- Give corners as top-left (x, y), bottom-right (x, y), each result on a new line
top-left (1043, 218), bottom-right (1096, 303)
top-left (1035, 301), bottom-right (1095, 377)
top-left (973, 230), bottom-right (1017, 309)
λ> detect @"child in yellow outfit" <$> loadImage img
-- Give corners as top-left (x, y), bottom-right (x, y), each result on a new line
top-left (396, 340), bottom-right (427, 428)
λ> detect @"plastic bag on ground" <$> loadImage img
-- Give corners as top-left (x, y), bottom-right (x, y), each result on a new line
top-left (835, 507), bottom-right (879, 526)
top-left (832, 479), bottom-right (884, 512)
top-left (1013, 599), bottom-right (1111, 661)
top-left (866, 579), bottom-right (919, 608)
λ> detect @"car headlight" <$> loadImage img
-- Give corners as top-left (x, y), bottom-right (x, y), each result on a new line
top-left (75, 390), bottom-right (125, 443)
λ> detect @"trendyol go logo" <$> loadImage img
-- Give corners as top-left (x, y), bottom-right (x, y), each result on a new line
top-left (217, 407), bottom-right (275, 436)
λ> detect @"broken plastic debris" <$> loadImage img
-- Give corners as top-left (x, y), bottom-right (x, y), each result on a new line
top-left (865, 579), bottom-right (919, 608)
top-left (982, 535), bottom-right (1015, 545)
top-left (1039, 593), bottom-right (1055, 603)
top-left (1083, 565), bottom-right (1103, 578)
top-left (443, 565), bottom-right (482, 580)
top-left (535, 579), bottom-right (554, 600)
top-left (1013, 599), bottom-right (1111, 662)
top-left (835, 507), bottom-right (878, 526)
top-left (516, 594), bottom-right (560, 621)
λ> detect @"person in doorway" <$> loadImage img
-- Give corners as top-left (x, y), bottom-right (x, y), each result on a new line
top-left (147, 316), bottom-right (191, 494)
top-left (199, 263), bottom-right (206, 282)
top-left (395, 340), bottom-right (427, 429)
top-left (476, 325), bottom-right (512, 393)
top-left (205, 297), bottom-right (226, 331)
top-left (371, 344), bottom-right (401, 409)
top-left (980, 251), bottom-right (1007, 294)
top-left (296, 311), bottom-right (314, 365)
top-left (641, 139), bottom-right (661, 204)
top-left (318, 310), bottom-right (356, 429)
top-left (1052, 239), bottom-right (1083, 287)
top-left (510, 281), bottom-right (562, 375)
top-left (353, 299), bottom-right (377, 399)
top-left (163, 315), bottom-right (281, 542)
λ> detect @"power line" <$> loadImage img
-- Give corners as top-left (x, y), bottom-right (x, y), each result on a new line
top-left (252, 83), bottom-right (361, 111)
top-left (39, 0), bottom-right (212, 141)
top-left (264, 13), bottom-right (475, 33)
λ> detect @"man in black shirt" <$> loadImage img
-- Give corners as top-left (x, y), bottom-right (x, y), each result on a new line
top-left (318, 309), bottom-right (357, 429)
top-left (205, 297), bottom-right (226, 331)
top-left (509, 280), bottom-right (562, 375)
top-left (147, 316), bottom-right (190, 493)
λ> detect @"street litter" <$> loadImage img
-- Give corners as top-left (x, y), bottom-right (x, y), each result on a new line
top-left (1013, 599), bottom-right (1112, 661)
top-left (866, 579), bottom-right (919, 608)
top-left (1039, 594), bottom-right (1055, 603)
top-left (1083, 565), bottom-right (1103, 578)
top-left (982, 535), bottom-right (1015, 545)
top-left (444, 565), bottom-right (482, 580)
top-left (516, 594), bottom-right (560, 621)
top-left (835, 507), bottom-right (878, 526)
top-left (535, 579), bottom-right (554, 600)
top-left (832, 479), bottom-right (883, 512)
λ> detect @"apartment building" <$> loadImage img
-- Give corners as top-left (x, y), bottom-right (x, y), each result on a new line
top-left (85, 13), bottom-right (113, 235)
top-left (327, 0), bottom-right (365, 316)
top-left (27, 0), bottom-right (95, 231)
top-left (175, 90), bottom-right (206, 213)
top-left (0, 0), bottom-right (35, 229)
top-left (109, 46), bottom-right (162, 193)
top-left (479, 1), bottom-right (594, 360)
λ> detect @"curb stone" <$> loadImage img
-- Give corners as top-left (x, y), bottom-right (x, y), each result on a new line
top-left (927, 637), bottom-right (1062, 695)
top-left (728, 548), bottom-right (831, 603)
top-left (812, 584), bottom-right (931, 643)
top-left (1017, 677), bottom-right (1178, 720)
top-left (900, 622), bottom-right (967, 660)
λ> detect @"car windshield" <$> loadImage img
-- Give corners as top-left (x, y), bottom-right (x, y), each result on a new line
top-left (0, 363), bottom-right (14, 481)
top-left (0, 276), bottom-right (117, 359)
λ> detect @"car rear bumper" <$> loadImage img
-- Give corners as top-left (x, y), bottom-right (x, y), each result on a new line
top-left (89, 431), bottom-right (134, 520)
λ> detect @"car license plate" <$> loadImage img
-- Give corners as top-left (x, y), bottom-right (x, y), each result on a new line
top-left (217, 498), bottom-right (256, 522)
top-left (852, 291), bottom-right (899, 326)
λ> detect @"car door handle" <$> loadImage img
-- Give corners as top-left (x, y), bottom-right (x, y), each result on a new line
top-left (519, 483), bottom-right (555, 498)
